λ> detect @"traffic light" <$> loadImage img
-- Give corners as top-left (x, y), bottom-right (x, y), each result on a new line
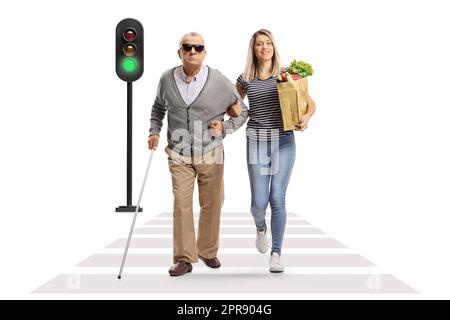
top-left (116, 18), bottom-right (144, 82)
top-left (115, 18), bottom-right (145, 213)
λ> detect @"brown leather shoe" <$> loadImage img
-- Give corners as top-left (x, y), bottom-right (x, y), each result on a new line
top-left (198, 255), bottom-right (221, 268)
top-left (168, 261), bottom-right (192, 276)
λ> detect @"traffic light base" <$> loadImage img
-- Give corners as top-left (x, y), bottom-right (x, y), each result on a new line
top-left (115, 206), bottom-right (143, 213)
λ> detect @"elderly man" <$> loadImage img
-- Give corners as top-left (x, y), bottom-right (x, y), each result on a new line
top-left (148, 32), bottom-right (248, 276)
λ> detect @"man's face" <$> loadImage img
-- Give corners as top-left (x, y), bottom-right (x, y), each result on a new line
top-left (178, 35), bottom-right (206, 68)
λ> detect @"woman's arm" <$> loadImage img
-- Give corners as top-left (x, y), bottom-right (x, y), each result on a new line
top-left (295, 78), bottom-right (316, 131)
top-left (226, 82), bottom-right (247, 117)
top-left (236, 82), bottom-right (247, 100)
top-left (227, 82), bottom-right (247, 117)
top-left (305, 93), bottom-right (316, 117)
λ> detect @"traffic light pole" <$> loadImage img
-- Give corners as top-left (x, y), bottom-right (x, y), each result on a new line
top-left (116, 82), bottom-right (143, 213)
top-left (115, 18), bottom-right (144, 213)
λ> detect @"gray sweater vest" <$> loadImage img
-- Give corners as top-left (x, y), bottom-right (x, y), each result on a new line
top-left (149, 66), bottom-right (248, 156)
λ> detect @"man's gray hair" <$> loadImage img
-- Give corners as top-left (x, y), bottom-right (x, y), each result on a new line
top-left (179, 32), bottom-right (205, 47)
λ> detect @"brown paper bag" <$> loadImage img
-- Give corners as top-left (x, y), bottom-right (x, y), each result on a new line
top-left (277, 78), bottom-right (309, 131)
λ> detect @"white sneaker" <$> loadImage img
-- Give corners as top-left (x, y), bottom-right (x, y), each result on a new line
top-left (269, 252), bottom-right (284, 273)
top-left (255, 229), bottom-right (269, 253)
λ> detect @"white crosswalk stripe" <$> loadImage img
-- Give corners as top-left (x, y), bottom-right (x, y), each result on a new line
top-left (33, 212), bottom-right (417, 295)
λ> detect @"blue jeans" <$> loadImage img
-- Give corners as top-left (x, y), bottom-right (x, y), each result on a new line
top-left (247, 133), bottom-right (296, 255)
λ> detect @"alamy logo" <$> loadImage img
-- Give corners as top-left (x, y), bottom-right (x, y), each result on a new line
top-left (169, 122), bottom-right (282, 172)
top-left (66, 274), bottom-right (81, 290)
top-left (366, 274), bottom-right (382, 290)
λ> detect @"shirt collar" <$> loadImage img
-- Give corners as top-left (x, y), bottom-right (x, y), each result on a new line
top-left (181, 67), bottom-right (196, 83)
top-left (180, 65), bottom-right (207, 83)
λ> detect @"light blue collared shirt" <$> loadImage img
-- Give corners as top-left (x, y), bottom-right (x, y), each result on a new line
top-left (173, 65), bottom-right (208, 106)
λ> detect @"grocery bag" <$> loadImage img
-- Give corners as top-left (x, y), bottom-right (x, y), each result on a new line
top-left (277, 78), bottom-right (308, 131)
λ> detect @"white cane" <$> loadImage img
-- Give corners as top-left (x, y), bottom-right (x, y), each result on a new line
top-left (118, 150), bottom-right (154, 279)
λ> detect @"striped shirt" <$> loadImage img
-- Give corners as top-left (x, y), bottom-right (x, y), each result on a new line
top-left (237, 74), bottom-right (292, 140)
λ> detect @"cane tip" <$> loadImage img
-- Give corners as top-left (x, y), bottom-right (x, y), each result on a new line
top-left (117, 275), bottom-right (121, 279)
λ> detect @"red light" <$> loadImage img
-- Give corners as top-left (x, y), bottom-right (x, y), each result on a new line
top-left (123, 29), bottom-right (136, 42)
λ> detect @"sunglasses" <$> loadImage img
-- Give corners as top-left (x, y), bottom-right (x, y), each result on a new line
top-left (180, 44), bottom-right (205, 53)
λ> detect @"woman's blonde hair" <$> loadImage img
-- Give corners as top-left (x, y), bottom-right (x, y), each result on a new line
top-left (243, 29), bottom-right (282, 82)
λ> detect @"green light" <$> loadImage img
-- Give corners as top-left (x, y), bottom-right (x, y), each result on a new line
top-left (122, 57), bottom-right (137, 72)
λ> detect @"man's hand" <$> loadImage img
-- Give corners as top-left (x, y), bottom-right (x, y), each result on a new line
top-left (148, 135), bottom-right (159, 150)
top-left (295, 114), bottom-right (311, 132)
top-left (208, 121), bottom-right (224, 136)
top-left (227, 100), bottom-right (241, 117)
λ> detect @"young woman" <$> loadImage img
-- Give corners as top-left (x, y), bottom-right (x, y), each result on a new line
top-left (236, 29), bottom-right (316, 273)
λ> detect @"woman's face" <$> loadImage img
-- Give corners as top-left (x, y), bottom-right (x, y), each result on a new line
top-left (254, 34), bottom-right (274, 62)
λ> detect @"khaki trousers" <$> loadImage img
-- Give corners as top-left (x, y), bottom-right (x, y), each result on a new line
top-left (165, 145), bottom-right (224, 264)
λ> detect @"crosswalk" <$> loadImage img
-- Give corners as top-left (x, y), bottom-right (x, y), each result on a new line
top-left (33, 212), bottom-right (417, 295)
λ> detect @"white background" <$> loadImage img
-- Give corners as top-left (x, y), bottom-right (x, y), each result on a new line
top-left (1, 0), bottom-right (450, 299)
